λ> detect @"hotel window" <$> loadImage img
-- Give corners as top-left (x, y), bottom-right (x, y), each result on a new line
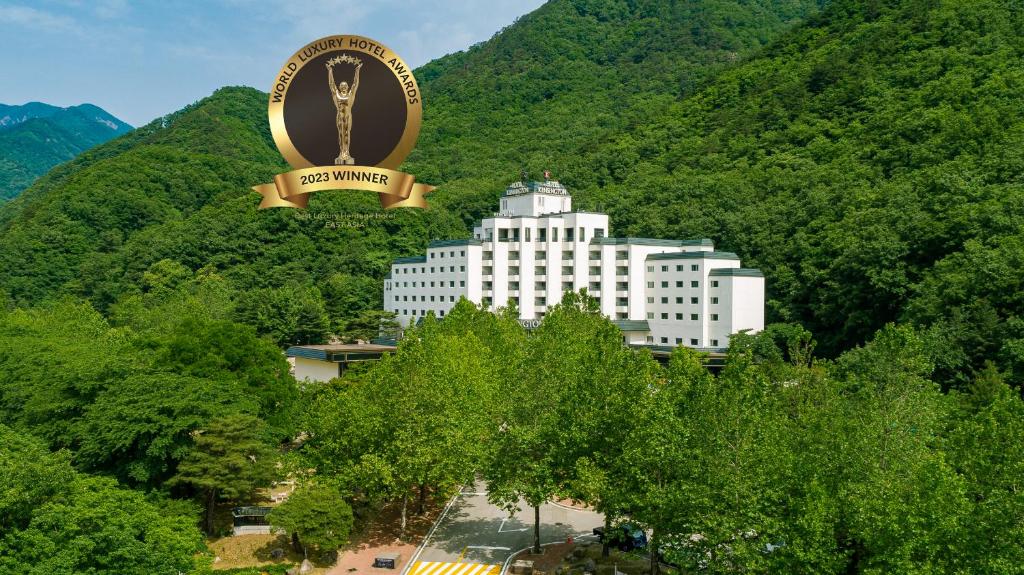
top-left (647, 312), bottom-right (654, 319)
top-left (430, 267), bottom-right (435, 273)
top-left (512, 229), bottom-right (520, 241)
top-left (711, 280), bottom-right (719, 287)
top-left (595, 228), bottom-right (605, 238)
top-left (539, 229), bottom-right (547, 242)
top-left (661, 313), bottom-right (668, 319)
top-left (440, 310), bottom-right (445, 317)
top-left (661, 297), bottom-right (668, 304)
top-left (420, 267), bottom-right (425, 273)
top-left (691, 297), bottom-right (698, 304)
top-left (526, 228), bottom-right (533, 242)
top-left (482, 297), bottom-right (492, 306)
top-left (563, 282), bottom-right (573, 291)
top-left (422, 310), bottom-right (426, 316)
top-left (617, 313), bottom-right (628, 320)
top-left (691, 281), bottom-right (699, 288)
top-left (617, 282), bottom-right (628, 290)
top-left (411, 296), bottom-right (417, 301)
top-left (430, 296), bottom-right (435, 302)
top-left (647, 265), bottom-right (654, 272)
top-left (660, 337), bottom-right (668, 344)
top-left (562, 266), bottom-right (573, 275)
top-left (616, 266), bottom-right (628, 275)
top-left (552, 228), bottom-right (559, 242)
top-left (430, 253), bottom-right (435, 259)
top-left (449, 296), bottom-right (455, 302)
top-left (691, 314), bottom-right (699, 321)
top-left (676, 265), bottom-right (684, 271)
top-left (403, 296), bottom-right (408, 301)
top-left (711, 297), bottom-right (719, 304)
top-left (460, 266), bottom-right (465, 272)
top-left (484, 251), bottom-right (493, 260)
top-left (676, 281), bottom-right (684, 288)
top-left (430, 282), bottom-right (435, 287)
top-left (690, 338), bottom-right (698, 346)
top-left (617, 297), bottom-right (628, 306)
top-left (510, 251), bottom-right (520, 260)
top-left (675, 313), bottom-right (683, 320)
top-left (394, 296), bottom-right (399, 301)
top-left (676, 338), bottom-right (682, 344)
top-left (691, 264), bottom-right (698, 271)
top-left (450, 251), bottom-right (455, 257)
top-left (646, 335), bottom-right (654, 343)
top-left (711, 339), bottom-right (719, 347)
top-left (661, 265), bottom-right (668, 272)
top-left (449, 281), bottom-right (455, 287)
top-left (537, 251), bottom-right (547, 260)
top-left (460, 281), bottom-right (465, 287)
top-left (589, 282), bottom-right (600, 291)
top-left (461, 250), bottom-right (465, 256)
top-left (565, 228), bottom-right (574, 242)
top-left (711, 314), bottom-right (719, 321)
top-left (578, 227), bottom-right (585, 242)
top-left (537, 266), bottom-right (547, 275)
top-left (647, 297), bottom-right (654, 304)
top-left (661, 281), bottom-right (668, 288)
top-left (647, 281), bottom-right (655, 288)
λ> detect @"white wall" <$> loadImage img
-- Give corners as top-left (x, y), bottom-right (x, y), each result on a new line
top-left (293, 357), bottom-right (339, 383)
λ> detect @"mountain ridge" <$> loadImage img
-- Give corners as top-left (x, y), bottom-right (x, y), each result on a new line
top-left (0, 102), bottom-right (132, 201)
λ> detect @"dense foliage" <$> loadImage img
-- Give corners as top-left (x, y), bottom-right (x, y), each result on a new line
top-left (300, 295), bottom-right (1024, 573)
top-left (0, 102), bottom-right (131, 201)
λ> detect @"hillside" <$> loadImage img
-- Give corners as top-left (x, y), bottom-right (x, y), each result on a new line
top-left (0, 102), bottom-right (132, 201)
top-left (0, 0), bottom-right (821, 339)
top-left (0, 0), bottom-right (1021, 386)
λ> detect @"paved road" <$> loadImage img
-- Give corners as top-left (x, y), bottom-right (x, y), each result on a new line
top-left (405, 480), bottom-right (604, 575)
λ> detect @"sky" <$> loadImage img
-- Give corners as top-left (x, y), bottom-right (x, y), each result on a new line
top-left (0, 0), bottom-right (546, 126)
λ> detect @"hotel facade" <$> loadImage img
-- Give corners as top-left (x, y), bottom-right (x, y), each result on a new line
top-left (384, 178), bottom-right (764, 350)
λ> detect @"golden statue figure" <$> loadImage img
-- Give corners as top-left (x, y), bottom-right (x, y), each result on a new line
top-left (327, 55), bottom-right (362, 165)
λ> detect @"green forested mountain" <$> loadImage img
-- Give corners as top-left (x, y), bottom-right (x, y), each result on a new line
top-left (0, 0), bottom-right (822, 341)
top-left (0, 102), bottom-right (131, 201)
top-left (1, 0), bottom-right (1022, 388)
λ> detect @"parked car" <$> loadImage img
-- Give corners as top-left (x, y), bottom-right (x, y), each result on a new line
top-left (593, 523), bottom-right (648, 551)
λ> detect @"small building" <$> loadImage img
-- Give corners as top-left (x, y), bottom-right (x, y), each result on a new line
top-left (232, 506), bottom-right (273, 536)
top-left (286, 343), bottom-right (397, 383)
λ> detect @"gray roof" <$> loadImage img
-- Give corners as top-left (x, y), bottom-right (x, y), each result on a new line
top-left (592, 237), bottom-right (714, 247)
top-left (647, 251), bottom-right (740, 261)
top-left (612, 319), bottom-right (650, 332)
top-left (429, 238), bottom-right (482, 248)
top-left (393, 256), bottom-right (427, 264)
top-left (708, 268), bottom-right (764, 277)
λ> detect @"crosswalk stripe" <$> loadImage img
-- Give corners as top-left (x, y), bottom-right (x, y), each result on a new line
top-left (409, 561), bottom-right (500, 575)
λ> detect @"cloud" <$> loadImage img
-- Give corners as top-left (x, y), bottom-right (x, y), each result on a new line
top-left (0, 4), bottom-right (80, 33)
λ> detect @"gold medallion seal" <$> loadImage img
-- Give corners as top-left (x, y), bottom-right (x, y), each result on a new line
top-left (254, 35), bottom-right (431, 209)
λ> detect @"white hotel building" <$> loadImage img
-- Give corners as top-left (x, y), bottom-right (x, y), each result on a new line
top-left (383, 178), bottom-right (764, 350)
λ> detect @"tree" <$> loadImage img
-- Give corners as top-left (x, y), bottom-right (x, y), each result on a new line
top-left (269, 484), bottom-right (354, 559)
top-left (0, 425), bottom-right (209, 575)
top-left (169, 414), bottom-right (278, 534)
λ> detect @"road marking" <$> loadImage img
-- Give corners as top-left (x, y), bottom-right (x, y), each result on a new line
top-left (498, 517), bottom-right (529, 533)
top-left (401, 489), bottom-right (464, 575)
top-left (499, 533), bottom-right (598, 575)
top-left (466, 546), bottom-right (511, 551)
top-left (410, 561), bottom-right (500, 575)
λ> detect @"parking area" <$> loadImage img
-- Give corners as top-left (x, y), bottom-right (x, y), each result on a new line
top-left (405, 480), bottom-right (604, 575)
